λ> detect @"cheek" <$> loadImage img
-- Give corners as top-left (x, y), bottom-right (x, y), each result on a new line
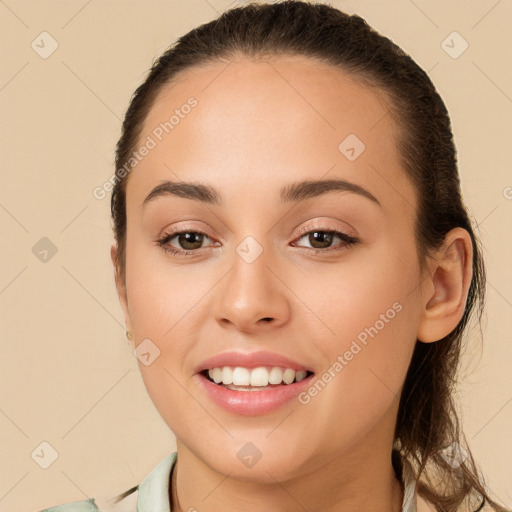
top-left (322, 236), bottom-right (420, 375)
top-left (300, 241), bottom-right (421, 439)
top-left (124, 244), bottom-right (221, 418)
top-left (125, 238), bottom-right (207, 339)
top-left (309, 302), bottom-right (418, 449)
top-left (298, 232), bottom-right (420, 351)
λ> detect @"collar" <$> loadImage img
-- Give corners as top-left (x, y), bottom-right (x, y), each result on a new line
top-left (136, 452), bottom-right (177, 512)
top-left (401, 456), bottom-right (418, 512)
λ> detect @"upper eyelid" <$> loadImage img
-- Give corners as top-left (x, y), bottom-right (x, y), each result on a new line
top-left (161, 225), bottom-right (352, 238)
top-left (294, 223), bottom-right (356, 238)
top-left (161, 218), bottom-right (355, 238)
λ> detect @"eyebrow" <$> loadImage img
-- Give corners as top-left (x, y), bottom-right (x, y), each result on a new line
top-left (142, 178), bottom-right (381, 208)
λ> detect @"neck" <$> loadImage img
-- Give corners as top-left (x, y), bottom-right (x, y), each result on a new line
top-left (170, 440), bottom-right (404, 512)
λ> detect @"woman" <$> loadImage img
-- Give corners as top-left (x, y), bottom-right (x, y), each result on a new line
top-left (39, 1), bottom-right (510, 511)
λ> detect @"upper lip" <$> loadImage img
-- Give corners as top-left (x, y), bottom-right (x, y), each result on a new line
top-left (194, 351), bottom-right (313, 374)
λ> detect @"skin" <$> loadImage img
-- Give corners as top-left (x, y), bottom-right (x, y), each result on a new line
top-left (111, 55), bottom-right (473, 512)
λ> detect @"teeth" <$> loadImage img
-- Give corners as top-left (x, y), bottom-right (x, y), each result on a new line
top-left (221, 366), bottom-right (233, 385)
top-left (232, 367), bottom-right (250, 386)
top-left (282, 368), bottom-right (295, 384)
top-left (212, 368), bottom-right (222, 384)
top-left (206, 366), bottom-right (310, 387)
top-left (268, 367), bottom-right (282, 384)
top-left (250, 367), bottom-right (269, 387)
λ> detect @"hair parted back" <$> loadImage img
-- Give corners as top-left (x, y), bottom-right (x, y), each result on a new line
top-left (111, 2), bottom-right (507, 511)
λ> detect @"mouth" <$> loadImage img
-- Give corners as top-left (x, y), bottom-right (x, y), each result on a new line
top-left (194, 351), bottom-right (316, 415)
top-left (200, 366), bottom-right (315, 391)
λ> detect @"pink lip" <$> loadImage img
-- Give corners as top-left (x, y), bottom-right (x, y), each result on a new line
top-left (194, 350), bottom-right (312, 374)
top-left (196, 372), bottom-right (314, 416)
top-left (193, 350), bottom-right (314, 416)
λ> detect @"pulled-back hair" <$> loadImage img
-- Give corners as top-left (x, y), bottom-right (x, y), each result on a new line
top-left (111, 2), bottom-right (506, 510)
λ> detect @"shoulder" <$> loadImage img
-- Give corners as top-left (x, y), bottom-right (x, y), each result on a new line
top-left (416, 495), bottom-right (497, 512)
top-left (37, 486), bottom-right (139, 512)
top-left (37, 498), bottom-right (101, 512)
top-left (38, 452), bottom-right (176, 512)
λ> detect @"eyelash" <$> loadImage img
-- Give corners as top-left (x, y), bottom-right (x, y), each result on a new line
top-left (156, 226), bottom-right (359, 257)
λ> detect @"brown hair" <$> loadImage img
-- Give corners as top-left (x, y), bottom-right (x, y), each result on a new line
top-left (110, 2), bottom-right (507, 510)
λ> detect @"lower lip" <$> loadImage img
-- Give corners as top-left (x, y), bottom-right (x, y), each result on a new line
top-left (196, 373), bottom-right (314, 416)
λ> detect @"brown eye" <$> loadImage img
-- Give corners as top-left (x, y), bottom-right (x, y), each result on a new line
top-left (307, 231), bottom-right (334, 249)
top-left (293, 229), bottom-right (359, 254)
top-left (175, 232), bottom-right (205, 250)
top-left (157, 229), bottom-right (215, 255)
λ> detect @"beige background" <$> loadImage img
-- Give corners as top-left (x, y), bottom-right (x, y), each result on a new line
top-left (0, 1), bottom-right (511, 511)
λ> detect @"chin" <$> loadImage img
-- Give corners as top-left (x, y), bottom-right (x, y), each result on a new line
top-left (191, 439), bottom-right (313, 484)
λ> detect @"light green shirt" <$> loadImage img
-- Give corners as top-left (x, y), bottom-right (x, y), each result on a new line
top-left (37, 451), bottom-right (423, 512)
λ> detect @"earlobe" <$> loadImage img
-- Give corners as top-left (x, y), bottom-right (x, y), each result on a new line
top-left (417, 228), bottom-right (473, 343)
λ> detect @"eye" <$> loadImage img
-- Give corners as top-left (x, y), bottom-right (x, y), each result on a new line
top-left (156, 229), bottom-right (217, 256)
top-left (156, 227), bottom-right (359, 257)
top-left (292, 228), bottom-right (359, 253)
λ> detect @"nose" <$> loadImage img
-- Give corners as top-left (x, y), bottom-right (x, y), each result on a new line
top-left (212, 239), bottom-right (291, 334)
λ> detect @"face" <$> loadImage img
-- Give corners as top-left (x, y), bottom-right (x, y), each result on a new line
top-left (115, 55), bottom-right (428, 482)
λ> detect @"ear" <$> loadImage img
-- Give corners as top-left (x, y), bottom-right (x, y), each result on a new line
top-left (110, 243), bottom-right (132, 334)
top-left (417, 227), bottom-right (473, 343)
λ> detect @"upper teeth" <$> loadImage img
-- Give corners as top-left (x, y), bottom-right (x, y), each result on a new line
top-left (207, 366), bottom-right (308, 387)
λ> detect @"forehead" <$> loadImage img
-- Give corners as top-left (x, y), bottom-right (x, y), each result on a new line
top-left (126, 54), bottom-right (414, 215)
